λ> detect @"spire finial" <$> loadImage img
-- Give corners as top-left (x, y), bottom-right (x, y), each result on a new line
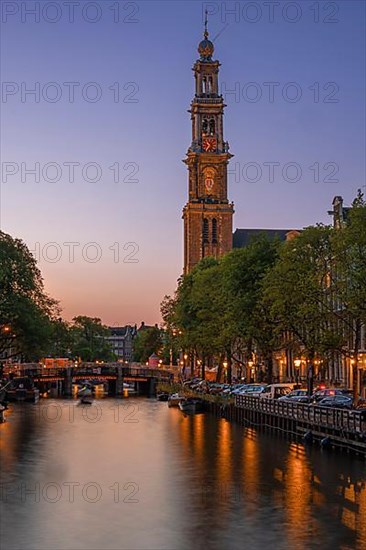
top-left (204, 9), bottom-right (208, 39)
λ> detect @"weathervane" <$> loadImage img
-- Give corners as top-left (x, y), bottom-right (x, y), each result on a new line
top-left (204, 9), bottom-right (208, 39)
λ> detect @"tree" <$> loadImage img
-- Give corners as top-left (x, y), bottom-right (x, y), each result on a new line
top-left (168, 257), bottom-right (223, 377)
top-left (331, 191), bottom-right (366, 400)
top-left (0, 231), bottom-right (58, 360)
top-left (160, 295), bottom-right (181, 365)
top-left (161, 238), bottom-right (280, 383)
top-left (133, 325), bottom-right (163, 363)
top-left (46, 318), bottom-right (73, 358)
top-left (263, 225), bottom-right (342, 395)
top-left (219, 236), bottom-right (281, 383)
top-left (70, 316), bottom-right (115, 362)
top-left (189, 258), bottom-right (225, 378)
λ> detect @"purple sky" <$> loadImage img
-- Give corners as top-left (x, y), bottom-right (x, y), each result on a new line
top-left (1, 0), bottom-right (365, 325)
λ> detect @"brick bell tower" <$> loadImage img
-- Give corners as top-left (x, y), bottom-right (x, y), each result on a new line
top-left (183, 17), bottom-right (234, 274)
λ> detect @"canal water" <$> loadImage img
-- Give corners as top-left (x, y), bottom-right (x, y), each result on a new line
top-left (0, 398), bottom-right (365, 550)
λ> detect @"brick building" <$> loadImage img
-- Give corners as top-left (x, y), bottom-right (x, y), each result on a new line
top-left (183, 24), bottom-right (234, 274)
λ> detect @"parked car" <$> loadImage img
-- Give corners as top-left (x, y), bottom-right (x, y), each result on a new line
top-left (278, 389), bottom-right (310, 403)
top-left (259, 383), bottom-right (295, 400)
top-left (183, 378), bottom-right (201, 388)
top-left (231, 384), bottom-right (248, 395)
top-left (239, 384), bottom-right (268, 396)
top-left (194, 380), bottom-right (210, 393)
top-left (311, 388), bottom-right (346, 403)
top-left (315, 395), bottom-right (353, 409)
top-left (208, 383), bottom-right (226, 395)
top-left (338, 388), bottom-right (354, 397)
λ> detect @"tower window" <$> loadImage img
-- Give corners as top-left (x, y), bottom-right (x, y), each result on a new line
top-left (209, 119), bottom-right (215, 135)
top-left (202, 119), bottom-right (208, 135)
top-left (212, 218), bottom-right (218, 244)
top-left (203, 218), bottom-right (209, 244)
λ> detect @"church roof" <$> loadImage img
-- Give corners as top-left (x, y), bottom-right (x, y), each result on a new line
top-left (233, 228), bottom-right (299, 248)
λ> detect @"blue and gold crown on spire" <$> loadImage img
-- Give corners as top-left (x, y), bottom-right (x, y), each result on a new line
top-left (198, 10), bottom-right (214, 61)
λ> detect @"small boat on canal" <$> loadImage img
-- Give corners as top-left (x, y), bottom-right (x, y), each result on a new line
top-left (5, 378), bottom-right (40, 403)
top-left (77, 385), bottom-right (93, 398)
top-left (157, 392), bottom-right (169, 402)
top-left (178, 398), bottom-right (205, 414)
top-left (168, 393), bottom-right (184, 407)
top-left (80, 396), bottom-right (93, 405)
top-left (0, 403), bottom-right (6, 423)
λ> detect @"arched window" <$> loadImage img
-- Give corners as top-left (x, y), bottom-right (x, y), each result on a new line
top-left (202, 76), bottom-right (207, 94)
top-left (209, 118), bottom-right (215, 135)
top-left (202, 119), bottom-right (208, 135)
top-left (212, 218), bottom-right (218, 244)
top-left (202, 218), bottom-right (209, 244)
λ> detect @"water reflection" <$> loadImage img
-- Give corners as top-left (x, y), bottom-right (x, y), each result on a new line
top-left (0, 399), bottom-right (365, 550)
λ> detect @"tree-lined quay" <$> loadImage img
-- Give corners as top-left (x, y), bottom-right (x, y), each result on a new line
top-left (157, 381), bottom-right (366, 455)
top-left (161, 193), bottom-right (366, 401)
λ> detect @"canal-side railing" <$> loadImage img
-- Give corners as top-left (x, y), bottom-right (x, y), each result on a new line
top-left (235, 395), bottom-right (366, 434)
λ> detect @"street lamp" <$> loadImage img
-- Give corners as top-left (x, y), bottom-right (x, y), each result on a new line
top-left (294, 359), bottom-right (301, 385)
top-left (183, 353), bottom-right (188, 373)
top-left (248, 360), bottom-right (254, 381)
top-left (223, 361), bottom-right (228, 382)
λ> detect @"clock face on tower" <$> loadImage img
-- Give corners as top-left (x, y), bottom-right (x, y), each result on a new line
top-left (202, 137), bottom-right (217, 152)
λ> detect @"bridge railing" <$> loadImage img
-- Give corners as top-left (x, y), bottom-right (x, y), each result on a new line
top-left (15, 365), bottom-right (173, 381)
top-left (235, 394), bottom-right (366, 434)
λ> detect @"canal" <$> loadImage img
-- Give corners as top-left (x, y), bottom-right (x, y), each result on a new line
top-left (1, 398), bottom-right (365, 550)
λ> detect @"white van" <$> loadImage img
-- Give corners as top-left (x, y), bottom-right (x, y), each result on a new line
top-left (259, 383), bottom-right (296, 400)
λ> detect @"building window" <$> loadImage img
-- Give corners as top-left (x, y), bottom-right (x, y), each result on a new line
top-left (212, 218), bottom-right (218, 244)
top-left (209, 118), bottom-right (215, 135)
top-left (203, 218), bottom-right (209, 244)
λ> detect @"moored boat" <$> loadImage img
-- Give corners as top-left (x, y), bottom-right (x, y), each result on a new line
top-left (178, 398), bottom-right (205, 414)
top-left (168, 393), bottom-right (183, 407)
top-left (80, 396), bottom-right (93, 405)
top-left (157, 392), bottom-right (169, 402)
top-left (77, 386), bottom-right (93, 398)
top-left (5, 378), bottom-right (40, 403)
top-left (0, 404), bottom-right (6, 423)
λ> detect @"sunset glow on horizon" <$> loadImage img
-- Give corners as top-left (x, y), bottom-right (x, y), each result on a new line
top-left (1, 1), bottom-right (365, 326)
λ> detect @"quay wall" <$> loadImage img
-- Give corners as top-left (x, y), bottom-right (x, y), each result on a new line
top-left (204, 395), bottom-right (366, 457)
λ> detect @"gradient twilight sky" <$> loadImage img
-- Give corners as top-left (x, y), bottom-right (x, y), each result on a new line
top-left (1, 0), bottom-right (365, 325)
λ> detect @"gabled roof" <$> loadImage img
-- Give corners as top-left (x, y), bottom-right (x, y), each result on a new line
top-left (108, 326), bottom-right (136, 337)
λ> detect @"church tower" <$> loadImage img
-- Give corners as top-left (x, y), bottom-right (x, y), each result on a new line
top-left (183, 19), bottom-right (234, 274)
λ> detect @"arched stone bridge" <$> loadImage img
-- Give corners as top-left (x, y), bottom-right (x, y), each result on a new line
top-left (14, 363), bottom-right (174, 397)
